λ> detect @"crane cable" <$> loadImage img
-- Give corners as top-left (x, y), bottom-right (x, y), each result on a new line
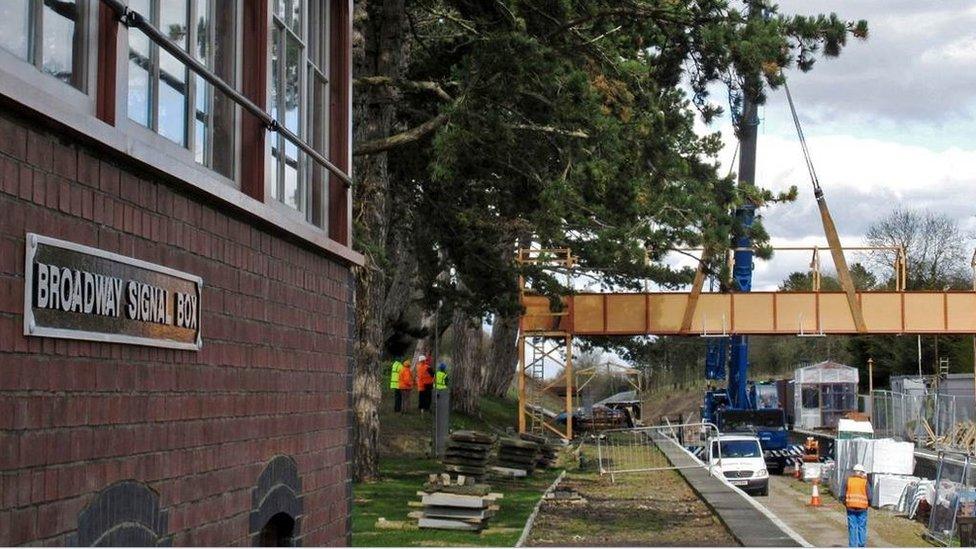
top-left (783, 79), bottom-right (823, 197)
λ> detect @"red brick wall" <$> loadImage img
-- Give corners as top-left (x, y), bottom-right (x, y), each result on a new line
top-left (0, 110), bottom-right (354, 546)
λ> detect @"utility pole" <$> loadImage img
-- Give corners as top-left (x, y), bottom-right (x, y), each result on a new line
top-left (917, 335), bottom-right (922, 377)
top-left (867, 357), bottom-right (874, 418)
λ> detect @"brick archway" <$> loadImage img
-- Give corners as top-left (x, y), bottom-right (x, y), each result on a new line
top-left (250, 456), bottom-right (303, 547)
top-left (73, 481), bottom-right (169, 546)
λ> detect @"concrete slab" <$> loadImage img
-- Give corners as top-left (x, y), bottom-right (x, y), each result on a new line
top-left (654, 437), bottom-right (807, 547)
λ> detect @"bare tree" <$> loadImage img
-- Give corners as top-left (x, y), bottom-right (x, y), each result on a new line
top-left (865, 209), bottom-right (971, 289)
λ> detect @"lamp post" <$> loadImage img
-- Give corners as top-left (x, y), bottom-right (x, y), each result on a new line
top-left (867, 357), bottom-right (874, 418)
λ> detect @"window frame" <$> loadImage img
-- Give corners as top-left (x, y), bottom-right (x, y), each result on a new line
top-left (0, 0), bottom-right (98, 113)
top-left (120, 0), bottom-right (243, 187)
top-left (0, 0), bottom-right (360, 264)
top-left (266, 0), bottom-right (330, 229)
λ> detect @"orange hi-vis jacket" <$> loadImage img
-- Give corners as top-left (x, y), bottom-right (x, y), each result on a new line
top-left (398, 363), bottom-right (414, 390)
top-left (416, 361), bottom-right (434, 388)
top-left (845, 475), bottom-right (869, 510)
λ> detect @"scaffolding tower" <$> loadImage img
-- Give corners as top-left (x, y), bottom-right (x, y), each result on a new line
top-left (517, 248), bottom-right (575, 440)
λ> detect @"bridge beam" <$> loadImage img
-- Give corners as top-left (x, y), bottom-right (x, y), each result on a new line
top-left (522, 291), bottom-right (976, 336)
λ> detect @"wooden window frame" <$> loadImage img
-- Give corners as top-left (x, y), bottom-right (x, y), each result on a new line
top-left (0, 0), bottom-right (359, 262)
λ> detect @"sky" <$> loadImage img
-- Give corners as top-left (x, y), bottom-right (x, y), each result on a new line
top-left (680, 0), bottom-right (976, 291)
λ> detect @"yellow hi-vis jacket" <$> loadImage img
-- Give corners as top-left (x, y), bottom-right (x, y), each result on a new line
top-left (435, 370), bottom-right (448, 390)
top-left (389, 361), bottom-right (403, 389)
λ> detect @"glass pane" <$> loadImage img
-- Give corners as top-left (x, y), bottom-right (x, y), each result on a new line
top-left (158, 72), bottom-right (187, 145)
top-left (284, 36), bottom-right (301, 134)
top-left (283, 141), bottom-right (300, 209)
top-left (309, 71), bottom-right (327, 226)
top-left (195, 117), bottom-right (206, 164)
top-left (310, 72), bottom-right (327, 153)
top-left (270, 138), bottom-right (280, 201)
top-left (269, 28), bottom-right (280, 119)
top-left (274, 0), bottom-right (286, 21)
top-left (0, 0), bottom-right (30, 60)
top-left (194, 74), bottom-right (210, 164)
top-left (193, 0), bottom-right (209, 62)
top-left (127, 0), bottom-right (153, 127)
top-left (158, 0), bottom-right (188, 145)
top-left (288, 0), bottom-right (302, 35)
top-left (269, 29), bottom-right (280, 197)
top-left (42, 0), bottom-right (81, 88)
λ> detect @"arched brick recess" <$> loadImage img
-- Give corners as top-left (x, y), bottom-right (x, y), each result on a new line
top-left (73, 480), bottom-right (169, 547)
top-left (251, 455), bottom-right (304, 546)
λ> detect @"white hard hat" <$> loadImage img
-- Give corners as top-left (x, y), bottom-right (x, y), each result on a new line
top-left (853, 464), bottom-right (866, 473)
top-left (419, 355), bottom-right (427, 361)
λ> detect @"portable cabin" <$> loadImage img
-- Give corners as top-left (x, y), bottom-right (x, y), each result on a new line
top-left (794, 361), bottom-right (860, 430)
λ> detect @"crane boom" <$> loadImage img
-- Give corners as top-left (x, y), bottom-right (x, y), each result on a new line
top-left (783, 80), bottom-right (866, 332)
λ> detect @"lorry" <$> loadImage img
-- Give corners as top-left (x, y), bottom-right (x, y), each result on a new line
top-left (702, 377), bottom-right (793, 474)
top-left (706, 434), bottom-right (769, 496)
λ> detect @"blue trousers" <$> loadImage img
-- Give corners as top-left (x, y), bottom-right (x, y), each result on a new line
top-left (847, 509), bottom-right (867, 547)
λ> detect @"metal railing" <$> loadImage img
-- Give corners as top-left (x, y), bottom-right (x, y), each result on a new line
top-left (99, 0), bottom-right (352, 189)
top-left (596, 422), bottom-right (719, 482)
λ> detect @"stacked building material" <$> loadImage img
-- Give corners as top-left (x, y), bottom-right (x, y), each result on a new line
top-left (442, 431), bottom-right (495, 481)
top-left (410, 474), bottom-right (502, 531)
top-left (492, 437), bottom-right (541, 476)
top-left (520, 433), bottom-right (559, 469)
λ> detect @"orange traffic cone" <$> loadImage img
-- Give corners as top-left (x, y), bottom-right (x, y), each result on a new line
top-left (808, 480), bottom-right (822, 507)
top-left (794, 463), bottom-right (803, 480)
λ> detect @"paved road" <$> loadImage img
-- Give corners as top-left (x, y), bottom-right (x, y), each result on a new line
top-left (752, 475), bottom-right (904, 548)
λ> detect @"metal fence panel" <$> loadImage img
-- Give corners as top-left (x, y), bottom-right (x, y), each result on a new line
top-left (870, 390), bottom-right (973, 453)
top-left (596, 422), bottom-right (719, 481)
top-left (926, 451), bottom-right (972, 546)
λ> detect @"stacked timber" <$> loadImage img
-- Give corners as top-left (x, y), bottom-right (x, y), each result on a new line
top-left (442, 431), bottom-right (495, 481)
top-left (491, 437), bottom-right (541, 477)
top-left (520, 433), bottom-right (559, 469)
top-left (410, 474), bottom-right (502, 531)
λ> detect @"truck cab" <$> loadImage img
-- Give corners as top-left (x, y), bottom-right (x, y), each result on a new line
top-left (717, 408), bottom-right (789, 474)
top-left (706, 434), bottom-right (769, 496)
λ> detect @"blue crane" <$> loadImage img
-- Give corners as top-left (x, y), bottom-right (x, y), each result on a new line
top-left (700, 88), bottom-right (791, 474)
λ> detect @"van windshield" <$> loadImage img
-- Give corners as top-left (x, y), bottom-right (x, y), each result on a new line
top-left (712, 440), bottom-right (762, 458)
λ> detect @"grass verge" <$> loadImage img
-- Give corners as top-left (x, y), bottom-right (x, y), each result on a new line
top-left (352, 457), bottom-right (560, 547)
top-left (354, 392), bottom-right (561, 546)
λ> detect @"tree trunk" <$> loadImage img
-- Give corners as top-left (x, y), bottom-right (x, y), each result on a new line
top-left (480, 234), bottom-right (529, 397)
top-left (482, 314), bottom-right (519, 397)
top-left (351, 0), bottom-right (408, 482)
top-left (450, 311), bottom-right (482, 415)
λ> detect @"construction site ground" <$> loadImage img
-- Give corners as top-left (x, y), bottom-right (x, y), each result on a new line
top-left (352, 391), bottom-right (562, 546)
top-left (753, 475), bottom-right (930, 547)
top-left (352, 456), bottom-right (560, 546)
top-left (524, 444), bottom-right (738, 547)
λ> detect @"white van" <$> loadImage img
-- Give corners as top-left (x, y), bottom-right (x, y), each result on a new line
top-left (706, 434), bottom-right (769, 496)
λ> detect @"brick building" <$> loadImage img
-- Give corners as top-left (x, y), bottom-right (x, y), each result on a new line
top-left (0, 0), bottom-right (360, 545)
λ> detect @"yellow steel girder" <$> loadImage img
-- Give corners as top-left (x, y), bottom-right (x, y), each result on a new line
top-left (521, 291), bottom-right (976, 336)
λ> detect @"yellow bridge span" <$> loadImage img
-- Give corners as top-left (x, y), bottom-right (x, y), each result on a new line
top-left (522, 290), bottom-right (976, 336)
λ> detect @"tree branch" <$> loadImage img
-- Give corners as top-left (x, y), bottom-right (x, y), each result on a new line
top-left (353, 76), bottom-right (454, 102)
top-left (354, 113), bottom-right (449, 156)
top-left (510, 124), bottom-right (589, 138)
top-left (546, 7), bottom-right (693, 39)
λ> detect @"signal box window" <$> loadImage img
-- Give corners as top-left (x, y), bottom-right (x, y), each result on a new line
top-left (126, 0), bottom-right (237, 180)
top-left (0, 0), bottom-right (89, 90)
top-left (269, 0), bottom-right (330, 226)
